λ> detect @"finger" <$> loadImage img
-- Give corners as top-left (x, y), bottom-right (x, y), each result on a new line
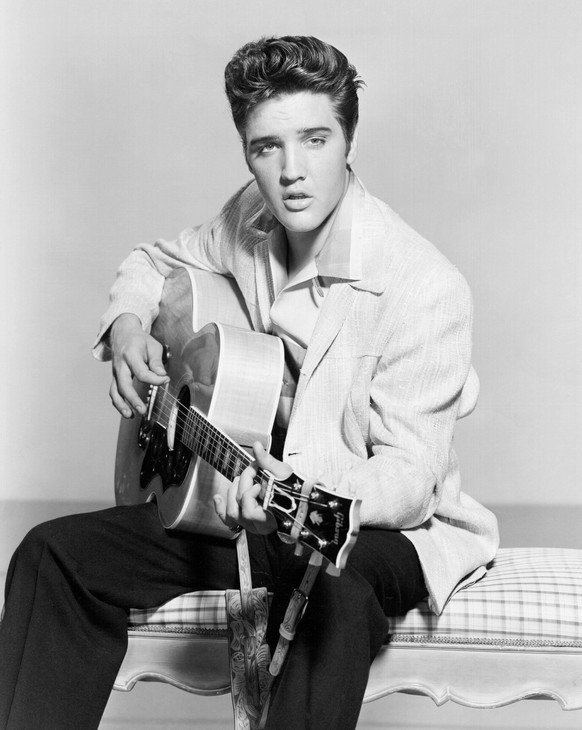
top-left (145, 339), bottom-right (169, 378)
top-left (225, 480), bottom-right (242, 524)
top-left (239, 485), bottom-right (277, 534)
top-left (125, 352), bottom-right (168, 386)
top-left (213, 494), bottom-right (227, 525)
top-left (109, 378), bottom-right (133, 419)
top-left (237, 463), bottom-right (258, 501)
top-left (251, 442), bottom-right (293, 479)
top-left (113, 362), bottom-right (147, 415)
top-left (214, 488), bottom-right (241, 528)
top-left (239, 483), bottom-right (264, 522)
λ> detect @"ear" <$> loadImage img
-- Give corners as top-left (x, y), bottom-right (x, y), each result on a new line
top-left (241, 137), bottom-right (254, 175)
top-left (346, 127), bottom-right (358, 166)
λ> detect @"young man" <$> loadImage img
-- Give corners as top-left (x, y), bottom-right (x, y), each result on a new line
top-left (0, 36), bottom-right (499, 730)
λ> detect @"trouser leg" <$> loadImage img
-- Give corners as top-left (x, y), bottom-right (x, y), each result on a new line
top-left (264, 530), bottom-right (427, 730)
top-left (0, 505), bottom-right (426, 730)
top-left (0, 502), bottom-right (246, 730)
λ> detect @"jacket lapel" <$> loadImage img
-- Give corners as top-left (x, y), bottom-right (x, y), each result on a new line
top-left (291, 282), bottom-right (358, 416)
top-left (247, 173), bottom-right (391, 418)
top-left (251, 237), bottom-right (275, 333)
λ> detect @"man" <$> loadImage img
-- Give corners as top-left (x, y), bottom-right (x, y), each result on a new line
top-left (0, 36), bottom-right (498, 729)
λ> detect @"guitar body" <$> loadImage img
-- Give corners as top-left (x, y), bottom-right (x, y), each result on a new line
top-left (115, 267), bottom-right (285, 539)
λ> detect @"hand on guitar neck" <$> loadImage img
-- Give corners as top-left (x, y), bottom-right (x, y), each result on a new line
top-left (213, 442), bottom-right (287, 536)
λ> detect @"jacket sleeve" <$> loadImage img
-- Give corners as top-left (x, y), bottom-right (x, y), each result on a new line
top-left (337, 268), bottom-right (477, 529)
top-left (92, 181), bottom-right (256, 361)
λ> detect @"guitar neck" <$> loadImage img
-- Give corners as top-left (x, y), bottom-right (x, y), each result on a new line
top-left (182, 406), bottom-right (258, 487)
top-left (149, 386), bottom-right (360, 573)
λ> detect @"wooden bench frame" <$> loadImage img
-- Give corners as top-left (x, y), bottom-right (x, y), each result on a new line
top-left (115, 547), bottom-right (582, 715)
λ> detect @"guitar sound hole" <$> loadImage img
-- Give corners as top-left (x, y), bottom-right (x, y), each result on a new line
top-left (170, 386), bottom-right (192, 484)
top-left (139, 386), bottom-right (193, 492)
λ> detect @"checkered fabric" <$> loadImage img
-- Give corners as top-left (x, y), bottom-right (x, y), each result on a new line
top-left (391, 547), bottom-right (582, 647)
top-left (128, 548), bottom-right (582, 648)
top-left (129, 590), bottom-right (228, 633)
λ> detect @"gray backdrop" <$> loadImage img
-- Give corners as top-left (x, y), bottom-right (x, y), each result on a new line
top-left (2, 0), bottom-right (581, 512)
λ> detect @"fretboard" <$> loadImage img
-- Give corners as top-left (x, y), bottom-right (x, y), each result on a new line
top-left (150, 391), bottom-right (276, 507)
top-left (182, 406), bottom-right (254, 483)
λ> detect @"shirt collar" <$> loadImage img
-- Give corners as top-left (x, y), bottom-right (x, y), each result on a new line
top-left (314, 169), bottom-right (361, 282)
top-left (249, 170), bottom-right (388, 294)
top-left (250, 169), bottom-right (361, 275)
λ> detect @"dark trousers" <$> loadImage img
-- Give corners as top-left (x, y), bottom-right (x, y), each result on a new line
top-left (0, 502), bottom-right (426, 730)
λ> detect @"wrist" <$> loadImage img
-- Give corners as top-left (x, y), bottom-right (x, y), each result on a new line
top-left (107, 313), bottom-right (143, 348)
top-left (111, 312), bottom-right (142, 335)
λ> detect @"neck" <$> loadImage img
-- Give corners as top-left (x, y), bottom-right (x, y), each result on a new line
top-left (285, 170), bottom-right (350, 280)
top-left (285, 228), bottom-right (325, 281)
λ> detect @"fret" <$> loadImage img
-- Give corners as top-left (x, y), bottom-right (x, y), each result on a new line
top-left (219, 443), bottom-right (231, 479)
top-left (223, 449), bottom-right (235, 481)
top-left (209, 443), bottom-right (220, 469)
top-left (183, 408), bottom-right (264, 488)
top-left (231, 453), bottom-right (242, 480)
top-left (203, 427), bottom-right (213, 458)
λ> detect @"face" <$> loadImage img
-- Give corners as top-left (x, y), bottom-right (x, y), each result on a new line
top-left (244, 91), bottom-right (357, 244)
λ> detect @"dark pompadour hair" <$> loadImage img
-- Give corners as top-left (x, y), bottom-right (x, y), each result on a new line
top-left (224, 36), bottom-right (364, 145)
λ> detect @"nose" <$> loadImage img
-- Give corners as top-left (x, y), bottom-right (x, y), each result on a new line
top-left (280, 146), bottom-right (306, 184)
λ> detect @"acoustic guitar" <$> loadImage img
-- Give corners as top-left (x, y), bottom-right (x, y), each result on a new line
top-left (115, 267), bottom-right (360, 574)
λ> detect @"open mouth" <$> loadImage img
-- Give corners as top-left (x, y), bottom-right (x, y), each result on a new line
top-left (283, 194), bottom-right (312, 211)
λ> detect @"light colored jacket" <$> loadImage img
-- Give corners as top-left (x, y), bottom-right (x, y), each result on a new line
top-left (95, 173), bottom-right (499, 613)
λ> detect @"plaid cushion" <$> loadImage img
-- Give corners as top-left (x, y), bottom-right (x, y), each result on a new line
top-left (128, 548), bottom-right (582, 647)
top-left (391, 547), bottom-right (582, 647)
top-left (129, 589), bottom-right (228, 632)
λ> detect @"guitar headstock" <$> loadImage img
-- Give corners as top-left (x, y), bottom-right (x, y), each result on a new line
top-left (260, 472), bottom-right (361, 575)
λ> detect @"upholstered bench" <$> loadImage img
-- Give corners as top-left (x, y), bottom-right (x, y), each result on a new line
top-left (115, 547), bottom-right (582, 712)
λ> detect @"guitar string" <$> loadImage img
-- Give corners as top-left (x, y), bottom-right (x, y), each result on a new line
top-left (149, 392), bottom-right (329, 509)
top-left (145, 398), bottom-right (350, 547)
top-left (145, 394), bottom-right (338, 543)
top-left (151, 401), bottom-right (326, 543)
top-left (152, 398), bottom-right (327, 514)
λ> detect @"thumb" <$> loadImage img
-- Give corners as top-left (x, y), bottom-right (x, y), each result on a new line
top-left (146, 339), bottom-right (168, 377)
top-left (252, 442), bottom-right (293, 479)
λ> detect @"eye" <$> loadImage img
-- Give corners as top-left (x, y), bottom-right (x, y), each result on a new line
top-left (306, 137), bottom-right (325, 147)
top-left (258, 142), bottom-right (279, 155)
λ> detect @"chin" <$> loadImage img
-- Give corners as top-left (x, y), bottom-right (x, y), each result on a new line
top-left (280, 213), bottom-right (323, 234)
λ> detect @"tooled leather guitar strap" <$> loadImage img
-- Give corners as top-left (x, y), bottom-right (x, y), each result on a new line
top-left (226, 531), bottom-right (323, 730)
top-left (226, 530), bottom-right (271, 730)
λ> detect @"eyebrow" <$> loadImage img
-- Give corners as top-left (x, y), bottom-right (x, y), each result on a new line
top-left (248, 126), bottom-right (334, 152)
top-left (298, 126), bottom-right (333, 137)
